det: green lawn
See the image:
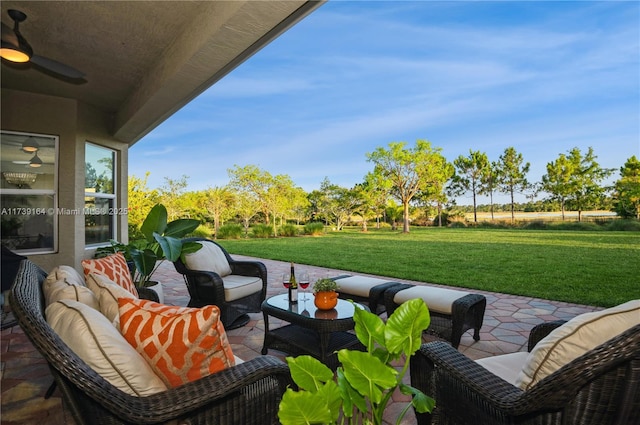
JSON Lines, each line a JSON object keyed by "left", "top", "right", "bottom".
{"left": 218, "top": 227, "right": 640, "bottom": 308}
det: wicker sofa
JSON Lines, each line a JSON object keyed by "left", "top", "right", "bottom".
{"left": 411, "top": 312, "right": 640, "bottom": 425}
{"left": 10, "top": 259, "right": 291, "bottom": 425}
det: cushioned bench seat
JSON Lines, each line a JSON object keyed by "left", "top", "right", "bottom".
{"left": 333, "top": 274, "right": 486, "bottom": 348}
{"left": 331, "top": 275, "right": 404, "bottom": 314}
{"left": 384, "top": 283, "right": 486, "bottom": 349}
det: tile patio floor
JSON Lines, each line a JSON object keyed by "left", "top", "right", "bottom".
{"left": 0, "top": 256, "right": 601, "bottom": 425}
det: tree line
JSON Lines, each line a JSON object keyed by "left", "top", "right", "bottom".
{"left": 128, "top": 141, "right": 640, "bottom": 236}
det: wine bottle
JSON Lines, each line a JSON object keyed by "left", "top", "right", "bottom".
{"left": 288, "top": 262, "right": 298, "bottom": 303}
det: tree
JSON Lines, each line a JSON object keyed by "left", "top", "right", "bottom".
{"left": 541, "top": 153, "right": 575, "bottom": 220}
{"left": 318, "top": 178, "right": 362, "bottom": 231}
{"left": 450, "top": 150, "right": 490, "bottom": 223}
{"left": 481, "top": 161, "right": 501, "bottom": 221}
{"left": 564, "top": 147, "right": 614, "bottom": 221}
{"left": 613, "top": 156, "right": 640, "bottom": 219}
{"left": 362, "top": 171, "right": 392, "bottom": 229}
{"left": 127, "top": 172, "right": 159, "bottom": 236}
{"left": 366, "top": 140, "right": 449, "bottom": 233}
{"left": 234, "top": 191, "right": 260, "bottom": 237}
{"left": 159, "top": 175, "right": 189, "bottom": 220}
{"left": 204, "top": 186, "right": 235, "bottom": 239}
{"left": 496, "top": 147, "right": 530, "bottom": 223}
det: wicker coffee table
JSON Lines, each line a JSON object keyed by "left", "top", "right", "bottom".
{"left": 261, "top": 294, "right": 366, "bottom": 370}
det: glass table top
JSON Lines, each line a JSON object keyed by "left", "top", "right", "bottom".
{"left": 266, "top": 293, "right": 362, "bottom": 320}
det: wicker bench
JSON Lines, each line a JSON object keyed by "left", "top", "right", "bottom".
{"left": 331, "top": 275, "right": 404, "bottom": 314}
{"left": 332, "top": 274, "right": 486, "bottom": 349}
{"left": 384, "top": 283, "right": 486, "bottom": 349}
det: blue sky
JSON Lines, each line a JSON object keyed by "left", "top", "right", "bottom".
{"left": 130, "top": 0, "right": 640, "bottom": 205}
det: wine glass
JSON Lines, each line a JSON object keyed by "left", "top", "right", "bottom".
{"left": 299, "top": 272, "right": 310, "bottom": 301}
{"left": 282, "top": 273, "right": 291, "bottom": 290}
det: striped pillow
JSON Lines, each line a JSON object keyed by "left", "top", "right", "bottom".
{"left": 118, "top": 298, "right": 235, "bottom": 388}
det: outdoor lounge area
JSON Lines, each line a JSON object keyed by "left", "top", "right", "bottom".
{"left": 2, "top": 254, "right": 617, "bottom": 425}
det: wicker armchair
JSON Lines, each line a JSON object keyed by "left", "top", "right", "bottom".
{"left": 410, "top": 320, "right": 640, "bottom": 425}
{"left": 10, "top": 259, "right": 291, "bottom": 425}
{"left": 173, "top": 237, "right": 267, "bottom": 329}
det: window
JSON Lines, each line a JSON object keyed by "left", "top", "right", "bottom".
{"left": 1, "top": 131, "right": 58, "bottom": 254}
{"left": 85, "top": 143, "right": 116, "bottom": 245}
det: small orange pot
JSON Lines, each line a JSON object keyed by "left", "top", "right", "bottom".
{"left": 314, "top": 291, "right": 338, "bottom": 310}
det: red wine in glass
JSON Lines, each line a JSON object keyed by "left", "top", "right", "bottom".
{"left": 282, "top": 273, "right": 291, "bottom": 289}
{"left": 299, "top": 272, "right": 310, "bottom": 300}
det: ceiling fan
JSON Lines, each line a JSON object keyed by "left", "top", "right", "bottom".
{"left": 1, "top": 9, "right": 85, "bottom": 80}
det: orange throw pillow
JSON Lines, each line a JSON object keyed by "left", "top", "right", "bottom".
{"left": 82, "top": 253, "right": 138, "bottom": 298}
{"left": 118, "top": 298, "right": 235, "bottom": 388}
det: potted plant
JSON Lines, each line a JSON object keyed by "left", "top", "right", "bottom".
{"left": 97, "top": 204, "right": 201, "bottom": 290}
{"left": 278, "top": 298, "right": 435, "bottom": 425}
{"left": 312, "top": 278, "right": 339, "bottom": 310}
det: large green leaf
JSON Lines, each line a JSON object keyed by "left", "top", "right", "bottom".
{"left": 317, "top": 380, "right": 342, "bottom": 423}
{"left": 278, "top": 388, "right": 333, "bottom": 425}
{"left": 140, "top": 204, "right": 168, "bottom": 242}
{"left": 287, "top": 356, "right": 333, "bottom": 392}
{"left": 181, "top": 241, "right": 202, "bottom": 255}
{"left": 353, "top": 304, "right": 385, "bottom": 351}
{"left": 338, "top": 350, "right": 397, "bottom": 404}
{"left": 337, "top": 367, "right": 368, "bottom": 417}
{"left": 399, "top": 383, "right": 436, "bottom": 414}
{"left": 164, "top": 218, "right": 200, "bottom": 238}
{"left": 130, "top": 248, "right": 157, "bottom": 280}
{"left": 385, "top": 298, "right": 430, "bottom": 356}
{"left": 154, "top": 234, "right": 184, "bottom": 262}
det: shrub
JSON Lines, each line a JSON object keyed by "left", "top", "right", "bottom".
{"left": 217, "top": 224, "right": 243, "bottom": 239}
{"left": 251, "top": 224, "right": 273, "bottom": 238}
{"left": 190, "top": 224, "right": 213, "bottom": 238}
{"left": 448, "top": 221, "right": 467, "bottom": 228}
{"left": 523, "top": 220, "right": 548, "bottom": 230}
{"left": 604, "top": 219, "right": 640, "bottom": 232}
{"left": 550, "top": 221, "right": 601, "bottom": 231}
{"left": 280, "top": 224, "right": 298, "bottom": 237}
{"left": 303, "top": 221, "right": 324, "bottom": 236}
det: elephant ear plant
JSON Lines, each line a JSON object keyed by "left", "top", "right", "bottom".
{"left": 99, "top": 204, "right": 201, "bottom": 287}
{"left": 278, "top": 298, "right": 435, "bottom": 425}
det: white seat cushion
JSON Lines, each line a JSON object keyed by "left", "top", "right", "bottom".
{"left": 183, "top": 241, "right": 232, "bottom": 277}
{"left": 222, "top": 275, "right": 263, "bottom": 302}
{"left": 393, "top": 285, "right": 470, "bottom": 315}
{"left": 333, "top": 276, "right": 390, "bottom": 297}
{"left": 476, "top": 352, "right": 529, "bottom": 386}
{"left": 516, "top": 299, "right": 640, "bottom": 390}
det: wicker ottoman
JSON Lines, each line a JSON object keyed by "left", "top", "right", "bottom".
{"left": 384, "top": 284, "right": 486, "bottom": 349}
{"left": 331, "top": 275, "right": 404, "bottom": 315}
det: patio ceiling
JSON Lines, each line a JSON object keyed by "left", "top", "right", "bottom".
{"left": 1, "top": 1, "right": 323, "bottom": 145}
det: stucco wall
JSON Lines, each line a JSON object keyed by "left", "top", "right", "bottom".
{"left": 1, "top": 89, "right": 129, "bottom": 272}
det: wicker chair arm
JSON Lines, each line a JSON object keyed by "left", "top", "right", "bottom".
{"left": 89, "top": 355, "right": 291, "bottom": 424}
{"left": 416, "top": 341, "right": 524, "bottom": 408}
{"left": 527, "top": 320, "right": 566, "bottom": 351}
{"left": 180, "top": 269, "right": 226, "bottom": 304}
{"left": 230, "top": 260, "right": 267, "bottom": 280}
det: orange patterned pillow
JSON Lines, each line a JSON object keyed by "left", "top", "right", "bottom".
{"left": 82, "top": 253, "right": 138, "bottom": 298}
{"left": 118, "top": 298, "right": 235, "bottom": 388}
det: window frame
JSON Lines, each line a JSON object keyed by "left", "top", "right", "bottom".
{"left": 84, "top": 142, "right": 117, "bottom": 247}
{"left": 0, "top": 130, "right": 58, "bottom": 255}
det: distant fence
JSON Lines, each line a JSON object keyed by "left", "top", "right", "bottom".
{"left": 466, "top": 211, "right": 619, "bottom": 223}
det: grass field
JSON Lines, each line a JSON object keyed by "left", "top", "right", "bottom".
{"left": 218, "top": 227, "right": 640, "bottom": 308}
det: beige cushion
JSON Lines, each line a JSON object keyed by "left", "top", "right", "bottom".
{"left": 45, "top": 265, "right": 86, "bottom": 287}
{"left": 476, "top": 352, "right": 529, "bottom": 386}
{"left": 516, "top": 299, "right": 640, "bottom": 390}
{"left": 43, "top": 266, "right": 99, "bottom": 309}
{"left": 222, "top": 275, "right": 263, "bottom": 301}
{"left": 46, "top": 299, "right": 167, "bottom": 396}
{"left": 333, "top": 276, "right": 389, "bottom": 298}
{"left": 86, "top": 273, "right": 136, "bottom": 323}
{"left": 183, "top": 241, "right": 232, "bottom": 277}
{"left": 393, "top": 285, "right": 470, "bottom": 314}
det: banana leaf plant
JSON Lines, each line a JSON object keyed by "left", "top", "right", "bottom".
{"left": 278, "top": 298, "right": 435, "bottom": 425}
{"left": 98, "top": 204, "right": 201, "bottom": 287}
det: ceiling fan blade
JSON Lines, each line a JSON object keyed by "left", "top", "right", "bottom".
{"left": 30, "top": 54, "right": 85, "bottom": 79}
